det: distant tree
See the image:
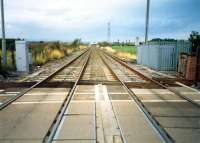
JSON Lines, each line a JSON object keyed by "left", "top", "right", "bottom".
{"left": 189, "top": 31, "right": 200, "bottom": 53}
{"left": 71, "top": 39, "right": 81, "bottom": 48}
{"left": 98, "top": 41, "right": 111, "bottom": 47}
{"left": 150, "top": 38, "right": 177, "bottom": 42}
{"left": 54, "top": 42, "right": 60, "bottom": 49}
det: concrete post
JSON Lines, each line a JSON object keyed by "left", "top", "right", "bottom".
{"left": 107, "top": 22, "right": 111, "bottom": 43}
{"left": 1, "top": 0, "right": 6, "bottom": 65}
{"left": 145, "top": 0, "right": 150, "bottom": 44}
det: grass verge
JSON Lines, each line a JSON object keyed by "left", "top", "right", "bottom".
{"left": 102, "top": 45, "right": 137, "bottom": 61}
{"left": 112, "top": 45, "right": 137, "bottom": 55}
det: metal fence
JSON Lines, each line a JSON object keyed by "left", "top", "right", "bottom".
{"left": 137, "top": 41, "right": 191, "bottom": 71}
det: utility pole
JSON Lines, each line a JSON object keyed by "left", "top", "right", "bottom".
{"left": 1, "top": 0, "right": 6, "bottom": 65}
{"left": 136, "top": 37, "right": 139, "bottom": 46}
{"left": 107, "top": 22, "right": 111, "bottom": 43}
{"left": 145, "top": 0, "right": 150, "bottom": 44}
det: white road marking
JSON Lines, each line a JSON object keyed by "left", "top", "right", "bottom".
{"left": 108, "top": 92, "right": 128, "bottom": 95}
{"left": 12, "top": 101, "right": 63, "bottom": 104}
{"left": 96, "top": 84, "right": 122, "bottom": 143}
{"left": 175, "top": 92, "right": 200, "bottom": 95}
{"left": 0, "top": 94, "right": 18, "bottom": 96}
{"left": 103, "top": 85, "right": 109, "bottom": 101}
{"left": 70, "top": 100, "right": 95, "bottom": 102}
{"left": 142, "top": 100, "right": 200, "bottom": 103}
{"left": 75, "top": 93, "right": 95, "bottom": 95}
{"left": 24, "top": 93, "right": 68, "bottom": 96}
{"left": 5, "top": 92, "right": 20, "bottom": 94}
{"left": 95, "top": 85, "right": 100, "bottom": 101}
{"left": 175, "top": 82, "right": 200, "bottom": 93}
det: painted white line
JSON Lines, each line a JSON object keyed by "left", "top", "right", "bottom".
{"left": 110, "top": 100, "right": 134, "bottom": 102}
{"left": 0, "top": 94, "right": 17, "bottom": 97}
{"left": 175, "top": 82, "right": 200, "bottom": 93}
{"left": 133, "top": 93, "right": 175, "bottom": 95}
{"left": 24, "top": 93, "right": 68, "bottom": 96}
{"left": 131, "top": 92, "right": 174, "bottom": 95}
{"left": 12, "top": 101, "right": 63, "bottom": 104}
{"left": 95, "top": 85, "right": 100, "bottom": 101}
{"left": 108, "top": 99, "right": 200, "bottom": 103}
{"left": 75, "top": 93, "right": 95, "bottom": 95}
{"left": 175, "top": 92, "right": 200, "bottom": 95}
{"left": 141, "top": 100, "right": 200, "bottom": 103}
{"left": 70, "top": 100, "right": 95, "bottom": 103}
{"left": 5, "top": 92, "right": 20, "bottom": 94}
{"left": 103, "top": 85, "right": 109, "bottom": 101}
{"left": 108, "top": 92, "right": 128, "bottom": 95}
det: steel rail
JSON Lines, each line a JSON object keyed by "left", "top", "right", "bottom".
{"left": 102, "top": 50, "right": 200, "bottom": 108}
{"left": 98, "top": 49, "right": 174, "bottom": 143}
{"left": 43, "top": 49, "right": 92, "bottom": 143}
{"left": 0, "top": 49, "right": 89, "bottom": 110}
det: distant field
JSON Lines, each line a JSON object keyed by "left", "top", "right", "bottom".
{"left": 101, "top": 45, "right": 137, "bottom": 61}
{"left": 112, "top": 45, "right": 137, "bottom": 55}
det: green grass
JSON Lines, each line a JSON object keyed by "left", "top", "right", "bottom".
{"left": 112, "top": 45, "right": 137, "bottom": 55}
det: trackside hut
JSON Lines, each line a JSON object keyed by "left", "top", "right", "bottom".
{"left": 137, "top": 41, "right": 191, "bottom": 71}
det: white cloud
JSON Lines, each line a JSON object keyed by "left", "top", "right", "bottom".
{"left": 5, "top": 0, "right": 144, "bottom": 31}
{"left": 4, "top": 0, "right": 196, "bottom": 41}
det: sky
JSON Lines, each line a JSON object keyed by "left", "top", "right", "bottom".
{"left": 1, "top": 0, "right": 200, "bottom": 42}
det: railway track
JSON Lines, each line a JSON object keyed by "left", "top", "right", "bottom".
{"left": 102, "top": 50, "right": 200, "bottom": 107}
{"left": 0, "top": 49, "right": 89, "bottom": 110}
{"left": 43, "top": 49, "right": 92, "bottom": 143}
{"left": 99, "top": 48, "right": 200, "bottom": 143}
{"left": 0, "top": 47, "right": 200, "bottom": 143}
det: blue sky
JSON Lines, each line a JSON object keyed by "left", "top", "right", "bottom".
{"left": 1, "top": 0, "right": 200, "bottom": 42}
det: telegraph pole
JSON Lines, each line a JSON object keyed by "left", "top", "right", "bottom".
{"left": 107, "top": 22, "right": 111, "bottom": 43}
{"left": 1, "top": 0, "right": 6, "bottom": 65}
{"left": 136, "top": 37, "right": 139, "bottom": 46}
{"left": 145, "top": 0, "right": 150, "bottom": 44}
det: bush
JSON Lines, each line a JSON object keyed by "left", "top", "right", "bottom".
{"left": 98, "top": 41, "right": 111, "bottom": 47}
{"left": 29, "top": 41, "right": 81, "bottom": 66}
{"left": 49, "top": 49, "right": 65, "bottom": 59}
